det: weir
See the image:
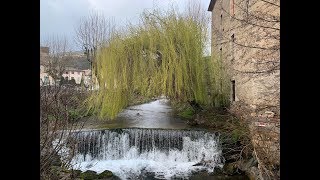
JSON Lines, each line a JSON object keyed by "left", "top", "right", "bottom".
{"left": 71, "top": 128, "right": 224, "bottom": 179}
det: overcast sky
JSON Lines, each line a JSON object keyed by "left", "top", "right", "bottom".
{"left": 41, "top": 0, "right": 211, "bottom": 53}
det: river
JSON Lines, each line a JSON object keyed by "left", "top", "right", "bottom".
{"left": 68, "top": 99, "right": 249, "bottom": 179}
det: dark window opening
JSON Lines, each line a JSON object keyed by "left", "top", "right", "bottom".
{"left": 220, "top": 14, "right": 223, "bottom": 36}
{"left": 231, "top": 34, "right": 235, "bottom": 61}
{"left": 231, "top": 80, "right": 235, "bottom": 101}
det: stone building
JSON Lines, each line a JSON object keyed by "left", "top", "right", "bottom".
{"left": 62, "top": 68, "right": 91, "bottom": 86}
{"left": 208, "top": 0, "right": 279, "bottom": 113}
{"left": 40, "top": 47, "right": 54, "bottom": 86}
{"left": 40, "top": 65, "right": 54, "bottom": 86}
{"left": 40, "top": 46, "right": 49, "bottom": 66}
{"left": 208, "top": 0, "right": 280, "bottom": 179}
{"left": 40, "top": 46, "right": 91, "bottom": 87}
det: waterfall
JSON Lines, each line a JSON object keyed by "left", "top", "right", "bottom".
{"left": 71, "top": 128, "right": 224, "bottom": 179}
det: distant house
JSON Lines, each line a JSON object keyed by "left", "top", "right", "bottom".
{"left": 40, "top": 65, "right": 55, "bottom": 86}
{"left": 40, "top": 46, "right": 91, "bottom": 87}
{"left": 62, "top": 68, "right": 91, "bottom": 86}
{"left": 40, "top": 46, "right": 49, "bottom": 66}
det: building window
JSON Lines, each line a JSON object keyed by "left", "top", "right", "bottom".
{"left": 220, "top": 14, "right": 222, "bottom": 25}
{"left": 231, "top": 80, "right": 236, "bottom": 102}
{"left": 71, "top": 71, "right": 74, "bottom": 74}
{"left": 65, "top": 71, "right": 68, "bottom": 74}
{"left": 231, "top": 34, "right": 235, "bottom": 61}
{"left": 219, "top": 14, "right": 223, "bottom": 40}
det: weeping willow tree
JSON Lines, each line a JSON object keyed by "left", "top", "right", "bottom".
{"left": 86, "top": 7, "right": 229, "bottom": 119}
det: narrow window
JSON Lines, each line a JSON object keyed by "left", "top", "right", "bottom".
{"left": 231, "top": 80, "right": 236, "bottom": 101}
{"left": 231, "top": 34, "right": 235, "bottom": 61}
{"left": 220, "top": 14, "right": 222, "bottom": 26}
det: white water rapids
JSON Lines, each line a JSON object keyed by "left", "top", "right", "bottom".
{"left": 69, "top": 128, "right": 224, "bottom": 179}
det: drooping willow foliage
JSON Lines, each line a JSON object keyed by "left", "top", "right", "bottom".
{"left": 86, "top": 8, "right": 229, "bottom": 119}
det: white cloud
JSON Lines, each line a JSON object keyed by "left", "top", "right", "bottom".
{"left": 41, "top": 0, "right": 211, "bottom": 50}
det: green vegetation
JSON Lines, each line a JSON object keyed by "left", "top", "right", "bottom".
{"left": 80, "top": 170, "right": 98, "bottom": 180}
{"left": 178, "top": 107, "right": 195, "bottom": 119}
{"left": 87, "top": 8, "right": 229, "bottom": 120}
{"left": 97, "top": 170, "right": 113, "bottom": 179}
{"left": 171, "top": 101, "right": 195, "bottom": 119}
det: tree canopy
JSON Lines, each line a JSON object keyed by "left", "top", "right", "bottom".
{"left": 86, "top": 8, "right": 229, "bottom": 119}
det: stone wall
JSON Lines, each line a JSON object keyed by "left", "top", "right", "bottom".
{"left": 208, "top": 0, "right": 280, "bottom": 179}
{"left": 209, "top": 0, "right": 279, "bottom": 113}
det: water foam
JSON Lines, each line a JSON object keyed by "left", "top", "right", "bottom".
{"left": 71, "top": 128, "right": 223, "bottom": 179}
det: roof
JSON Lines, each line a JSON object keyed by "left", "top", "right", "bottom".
{"left": 65, "top": 67, "right": 86, "bottom": 72}
{"left": 208, "top": 0, "right": 217, "bottom": 11}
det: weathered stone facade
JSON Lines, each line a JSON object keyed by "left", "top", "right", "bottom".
{"left": 208, "top": 0, "right": 280, "bottom": 179}
{"left": 208, "top": 0, "right": 279, "bottom": 112}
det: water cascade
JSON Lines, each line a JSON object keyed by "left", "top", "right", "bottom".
{"left": 71, "top": 128, "right": 224, "bottom": 179}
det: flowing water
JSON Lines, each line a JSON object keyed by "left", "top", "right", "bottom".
{"left": 71, "top": 128, "right": 223, "bottom": 179}
{"left": 94, "top": 99, "right": 188, "bottom": 129}
{"left": 67, "top": 99, "right": 242, "bottom": 179}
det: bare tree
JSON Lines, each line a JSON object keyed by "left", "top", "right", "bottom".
{"left": 74, "top": 11, "right": 116, "bottom": 88}
{"left": 186, "top": 0, "right": 210, "bottom": 30}
{"left": 40, "top": 36, "right": 88, "bottom": 179}
{"left": 40, "top": 84, "right": 87, "bottom": 179}
{"left": 41, "top": 35, "right": 72, "bottom": 85}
